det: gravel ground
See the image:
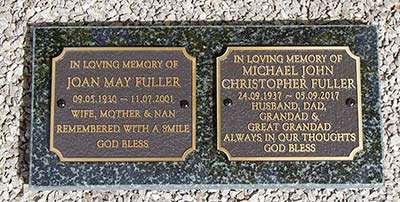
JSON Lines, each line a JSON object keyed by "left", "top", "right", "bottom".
{"left": 0, "top": 0, "right": 399, "bottom": 201}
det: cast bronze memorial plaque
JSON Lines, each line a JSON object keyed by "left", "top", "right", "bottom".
{"left": 50, "top": 47, "right": 196, "bottom": 161}
{"left": 217, "top": 46, "right": 362, "bottom": 161}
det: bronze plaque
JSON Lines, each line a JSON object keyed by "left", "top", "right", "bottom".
{"left": 217, "top": 46, "right": 362, "bottom": 161}
{"left": 50, "top": 47, "right": 196, "bottom": 161}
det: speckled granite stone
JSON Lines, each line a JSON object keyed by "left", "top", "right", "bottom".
{"left": 30, "top": 25, "right": 382, "bottom": 189}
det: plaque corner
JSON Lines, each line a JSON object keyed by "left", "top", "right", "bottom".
{"left": 49, "top": 145, "right": 66, "bottom": 161}
{"left": 216, "top": 47, "right": 233, "bottom": 63}
{"left": 52, "top": 47, "right": 70, "bottom": 63}
{"left": 348, "top": 144, "right": 364, "bottom": 161}
{"left": 179, "top": 47, "right": 196, "bottom": 63}
{"left": 217, "top": 144, "right": 233, "bottom": 161}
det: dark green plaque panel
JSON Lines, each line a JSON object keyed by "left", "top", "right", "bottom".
{"left": 30, "top": 25, "right": 382, "bottom": 189}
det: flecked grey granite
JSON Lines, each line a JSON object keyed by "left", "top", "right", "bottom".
{"left": 30, "top": 25, "right": 382, "bottom": 189}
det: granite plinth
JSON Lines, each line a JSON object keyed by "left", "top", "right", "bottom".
{"left": 30, "top": 25, "right": 383, "bottom": 189}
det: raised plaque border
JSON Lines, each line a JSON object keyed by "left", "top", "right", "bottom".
{"left": 50, "top": 47, "right": 197, "bottom": 162}
{"left": 216, "top": 46, "right": 363, "bottom": 161}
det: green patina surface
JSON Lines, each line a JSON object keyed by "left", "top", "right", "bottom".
{"left": 30, "top": 26, "right": 382, "bottom": 188}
